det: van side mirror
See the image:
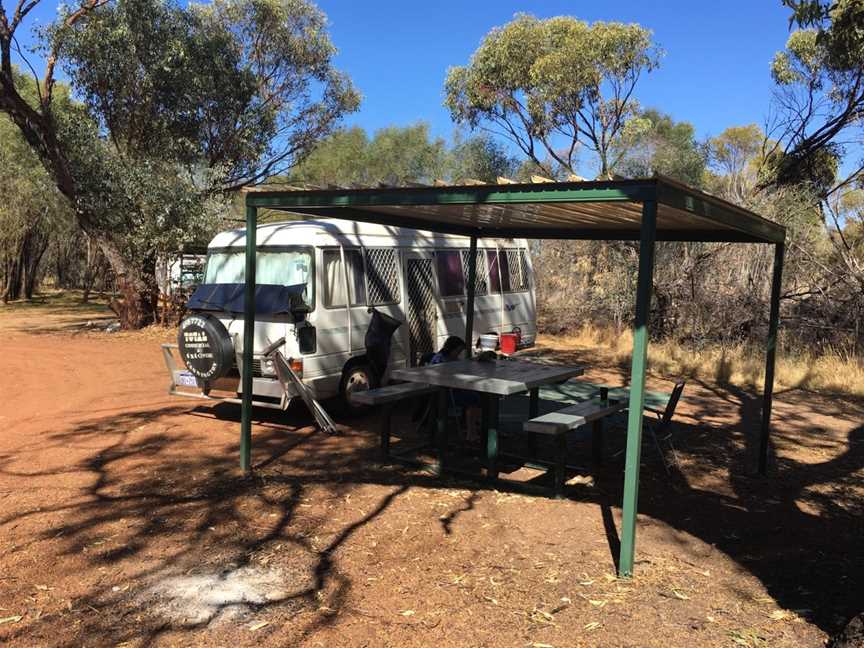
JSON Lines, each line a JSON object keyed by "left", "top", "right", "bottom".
{"left": 289, "top": 292, "right": 311, "bottom": 323}
{"left": 298, "top": 324, "right": 316, "bottom": 354}
{"left": 291, "top": 302, "right": 311, "bottom": 320}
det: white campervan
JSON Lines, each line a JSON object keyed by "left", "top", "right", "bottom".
{"left": 165, "top": 218, "right": 537, "bottom": 411}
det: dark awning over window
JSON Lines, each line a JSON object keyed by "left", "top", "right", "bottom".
{"left": 187, "top": 283, "right": 306, "bottom": 315}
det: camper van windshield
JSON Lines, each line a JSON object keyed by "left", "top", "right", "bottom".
{"left": 204, "top": 248, "right": 313, "bottom": 303}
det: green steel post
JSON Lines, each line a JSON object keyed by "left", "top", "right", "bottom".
{"left": 758, "top": 242, "right": 784, "bottom": 475}
{"left": 240, "top": 205, "right": 257, "bottom": 473}
{"left": 464, "top": 236, "right": 478, "bottom": 358}
{"left": 619, "top": 200, "right": 657, "bottom": 578}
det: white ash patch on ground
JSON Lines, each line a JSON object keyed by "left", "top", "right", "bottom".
{"left": 139, "top": 564, "right": 312, "bottom": 626}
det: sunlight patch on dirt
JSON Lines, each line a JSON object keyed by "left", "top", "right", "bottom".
{"left": 141, "top": 565, "right": 306, "bottom": 626}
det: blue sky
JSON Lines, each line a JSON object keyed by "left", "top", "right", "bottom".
{"left": 316, "top": 1, "right": 795, "bottom": 143}
{"left": 14, "top": 1, "right": 797, "bottom": 168}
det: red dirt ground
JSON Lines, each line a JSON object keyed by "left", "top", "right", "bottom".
{"left": 0, "top": 297, "right": 861, "bottom": 647}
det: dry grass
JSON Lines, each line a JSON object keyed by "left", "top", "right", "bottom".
{"left": 540, "top": 324, "right": 864, "bottom": 398}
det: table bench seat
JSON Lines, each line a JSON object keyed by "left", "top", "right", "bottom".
{"left": 521, "top": 397, "right": 626, "bottom": 497}
{"left": 523, "top": 398, "right": 625, "bottom": 435}
{"left": 539, "top": 380, "right": 670, "bottom": 410}
{"left": 350, "top": 382, "right": 439, "bottom": 458}
{"left": 349, "top": 382, "right": 437, "bottom": 406}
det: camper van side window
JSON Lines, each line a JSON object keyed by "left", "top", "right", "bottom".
{"left": 345, "top": 249, "right": 367, "bottom": 306}
{"left": 519, "top": 249, "right": 531, "bottom": 291}
{"left": 364, "top": 248, "right": 400, "bottom": 305}
{"left": 486, "top": 250, "right": 511, "bottom": 293}
{"left": 323, "top": 249, "right": 368, "bottom": 308}
{"left": 322, "top": 250, "right": 346, "bottom": 308}
{"left": 505, "top": 249, "right": 529, "bottom": 292}
{"left": 436, "top": 250, "right": 464, "bottom": 297}
{"left": 460, "top": 249, "right": 488, "bottom": 296}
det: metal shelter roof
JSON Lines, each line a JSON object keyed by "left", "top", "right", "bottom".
{"left": 245, "top": 174, "right": 785, "bottom": 244}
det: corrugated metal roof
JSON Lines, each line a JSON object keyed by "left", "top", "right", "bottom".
{"left": 245, "top": 175, "right": 785, "bottom": 244}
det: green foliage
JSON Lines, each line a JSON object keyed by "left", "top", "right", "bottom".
{"left": 290, "top": 125, "right": 522, "bottom": 187}
{"left": 771, "top": 29, "right": 824, "bottom": 85}
{"left": 449, "top": 133, "right": 519, "bottom": 183}
{"left": 703, "top": 124, "right": 770, "bottom": 202}
{"left": 769, "top": 0, "right": 864, "bottom": 193}
{"left": 444, "top": 13, "right": 662, "bottom": 177}
{"left": 365, "top": 124, "right": 447, "bottom": 185}
{"left": 0, "top": 0, "right": 360, "bottom": 324}
{"left": 782, "top": 0, "right": 864, "bottom": 70}
{"left": 708, "top": 125, "right": 764, "bottom": 177}
{"left": 763, "top": 144, "right": 840, "bottom": 196}
{"left": 291, "top": 123, "right": 447, "bottom": 186}
{"left": 0, "top": 71, "right": 75, "bottom": 300}
{"left": 0, "top": 110, "right": 64, "bottom": 246}
{"left": 286, "top": 127, "right": 369, "bottom": 186}
{"left": 512, "top": 158, "right": 569, "bottom": 182}
{"left": 51, "top": 0, "right": 359, "bottom": 186}
{"left": 611, "top": 109, "right": 707, "bottom": 186}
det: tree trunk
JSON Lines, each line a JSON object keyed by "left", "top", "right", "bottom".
{"left": 2, "top": 238, "right": 25, "bottom": 302}
{"left": 23, "top": 233, "right": 49, "bottom": 300}
{"left": 81, "top": 236, "right": 95, "bottom": 303}
{"left": 95, "top": 236, "right": 157, "bottom": 329}
{"left": 1, "top": 71, "right": 157, "bottom": 329}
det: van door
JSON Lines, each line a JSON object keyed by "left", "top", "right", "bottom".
{"left": 404, "top": 252, "right": 437, "bottom": 367}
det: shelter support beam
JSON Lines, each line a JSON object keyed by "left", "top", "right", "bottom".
{"left": 619, "top": 200, "right": 657, "bottom": 577}
{"left": 240, "top": 205, "right": 258, "bottom": 473}
{"left": 465, "top": 236, "right": 478, "bottom": 358}
{"left": 758, "top": 242, "right": 784, "bottom": 475}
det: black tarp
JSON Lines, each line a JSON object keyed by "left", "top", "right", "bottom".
{"left": 365, "top": 309, "right": 403, "bottom": 386}
{"left": 186, "top": 283, "right": 307, "bottom": 315}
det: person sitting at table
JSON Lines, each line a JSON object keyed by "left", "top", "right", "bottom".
{"left": 429, "top": 335, "right": 467, "bottom": 365}
{"left": 429, "top": 336, "right": 481, "bottom": 442}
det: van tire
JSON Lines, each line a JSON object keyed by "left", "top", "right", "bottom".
{"left": 338, "top": 360, "right": 374, "bottom": 416}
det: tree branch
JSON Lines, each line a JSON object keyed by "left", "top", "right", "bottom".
{"left": 43, "top": 0, "right": 110, "bottom": 106}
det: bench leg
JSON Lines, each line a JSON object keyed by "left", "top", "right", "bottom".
{"left": 554, "top": 432, "right": 567, "bottom": 498}
{"left": 529, "top": 387, "right": 539, "bottom": 418}
{"left": 435, "top": 388, "right": 448, "bottom": 476}
{"left": 380, "top": 402, "right": 393, "bottom": 458}
{"left": 592, "top": 419, "right": 604, "bottom": 465}
{"left": 485, "top": 394, "right": 499, "bottom": 481}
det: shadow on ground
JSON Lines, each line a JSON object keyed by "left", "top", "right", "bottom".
{"left": 0, "top": 350, "right": 861, "bottom": 645}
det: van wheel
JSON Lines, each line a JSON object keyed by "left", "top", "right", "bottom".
{"left": 339, "top": 362, "right": 374, "bottom": 415}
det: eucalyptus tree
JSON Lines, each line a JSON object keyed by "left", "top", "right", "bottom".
{"left": 0, "top": 0, "right": 358, "bottom": 327}
{"left": 449, "top": 132, "right": 519, "bottom": 183}
{"left": 0, "top": 75, "right": 73, "bottom": 301}
{"left": 611, "top": 109, "right": 707, "bottom": 186}
{"left": 291, "top": 123, "right": 448, "bottom": 187}
{"left": 444, "top": 14, "right": 662, "bottom": 179}
{"left": 768, "top": 0, "right": 863, "bottom": 193}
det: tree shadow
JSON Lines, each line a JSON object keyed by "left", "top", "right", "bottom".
{"left": 0, "top": 401, "right": 429, "bottom": 646}
{"left": 587, "top": 375, "right": 864, "bottom": 633}
{"left": 0, "top": 362, "right": 861, "bottom": 644}
{"left": 501, "top": 342, "right": 864, "bottom": 632}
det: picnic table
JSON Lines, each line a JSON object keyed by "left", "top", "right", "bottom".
{"left": 391, "top": 358, "right": 585, "bottom": 477}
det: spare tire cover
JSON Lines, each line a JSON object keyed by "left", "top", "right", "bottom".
{"left": 178, "top": 313, "right": 235, "bottom": 381}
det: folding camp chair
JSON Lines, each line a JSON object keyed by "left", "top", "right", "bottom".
{"left": 644, "top": 380, "right": 686, "bottom": 474}
{"left": 610, "top": 380, "right": 686, "bottom": 475}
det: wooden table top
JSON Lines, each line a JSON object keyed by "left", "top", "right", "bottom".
{"left": 391, "top": 358, "right": 585, "bottom": 396}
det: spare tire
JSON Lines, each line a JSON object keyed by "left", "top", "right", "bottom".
{"left": 177, "top": 313, "right": 235, "bottom": 382}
